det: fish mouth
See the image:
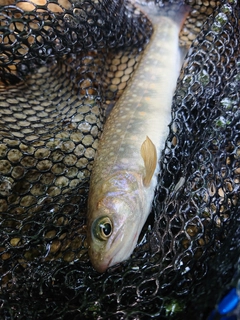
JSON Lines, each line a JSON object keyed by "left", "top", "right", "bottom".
{"left": 89, "top": 227, "right": 124, "bottom": 273}
{"left": 105, "top": 227, "right": 124, "bottom": 268}
{"left": 94, "top": 261, "right": 110, "bottom": 273}
{"left": 92, "top": 227, "right": 139, "bottom": 273}
{"left": 107, "top": 226, "right": 139, "bottom": 269}
{"left": 90, "top": 216, "right": 140, "bottom": 272}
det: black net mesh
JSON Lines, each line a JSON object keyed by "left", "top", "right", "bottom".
{"left": 0, "top": 0, "right": 239, "bottom": 319}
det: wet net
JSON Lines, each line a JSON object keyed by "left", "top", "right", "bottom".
{"left": 0, "top": 0, "right": 239, "bottom": 319}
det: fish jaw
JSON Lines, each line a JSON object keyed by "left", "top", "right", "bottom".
{"left": 88, "top": 215, "right": 140, "bottom": 273}
{"left": 87, "top": 172, "right": 147, "bottom": 273}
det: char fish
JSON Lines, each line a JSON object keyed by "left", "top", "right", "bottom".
{"left": 87, "top": 2, "right": 188, "bottom": 273}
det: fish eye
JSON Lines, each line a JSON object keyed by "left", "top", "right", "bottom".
{"left": 92, "top": 216, "right": 113, "bottom": 241}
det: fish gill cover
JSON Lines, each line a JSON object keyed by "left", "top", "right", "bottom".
{"left": 0, "top": 0, "right": 239, "bottom": 319}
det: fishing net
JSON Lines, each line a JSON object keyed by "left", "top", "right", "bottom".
{"left": 0, "top": 0, "right": 239, "bottom": 319}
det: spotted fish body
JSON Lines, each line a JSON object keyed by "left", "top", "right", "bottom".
{"left": 88, "top": 3, "right": 187, "bottom": 273}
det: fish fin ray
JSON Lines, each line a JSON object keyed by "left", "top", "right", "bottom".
{"left": 141, "top": 136, "right": 157, "bottom": 187}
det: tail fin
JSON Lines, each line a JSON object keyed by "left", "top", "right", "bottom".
{"left": 133, "top": 1, "right": 190, "bottom": 62}
{"left": 133, "top": 0, "right": 189, "bottom": 29}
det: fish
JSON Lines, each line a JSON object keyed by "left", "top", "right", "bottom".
{"left": 87, "top": 1, "right": 189, "bottom": 273}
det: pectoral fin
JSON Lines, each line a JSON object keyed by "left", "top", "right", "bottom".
{"left": 140, "top": 136, "right": 157, "bottom": 187}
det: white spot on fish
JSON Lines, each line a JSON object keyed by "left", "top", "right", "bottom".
{"left": 120, "top": 158, "right": 129, "bottom": 164}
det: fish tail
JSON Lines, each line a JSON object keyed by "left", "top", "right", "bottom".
{"left": 134, "top": 0, "right": 190, "bottom": 30}
{"left": 134, "top": 1, "right": 190, "bottom": 62}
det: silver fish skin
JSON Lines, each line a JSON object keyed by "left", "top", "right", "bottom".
{"left": 88, "top": 3, "right": 188, "bottom": 273}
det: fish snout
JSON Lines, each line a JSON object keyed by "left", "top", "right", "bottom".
{"left": 92, "top": 261, "right": 109, "bottom": 273}
{"left": 88, "top": 245, "right": 110, "bottom": 273}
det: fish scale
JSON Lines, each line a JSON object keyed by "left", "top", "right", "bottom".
{"left": 91, "top": 16, "right": 180, "bottom": 184}
{"left": 88, "top": 5, "right": 186, "bottom": 272}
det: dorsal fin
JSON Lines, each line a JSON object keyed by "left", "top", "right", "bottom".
{"left": 140, "top": 136, "right": 157, "bottom": 187}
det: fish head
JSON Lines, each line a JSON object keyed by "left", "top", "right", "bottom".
{"left": 87, "top": 195, "right": 140, "bottom": 273}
